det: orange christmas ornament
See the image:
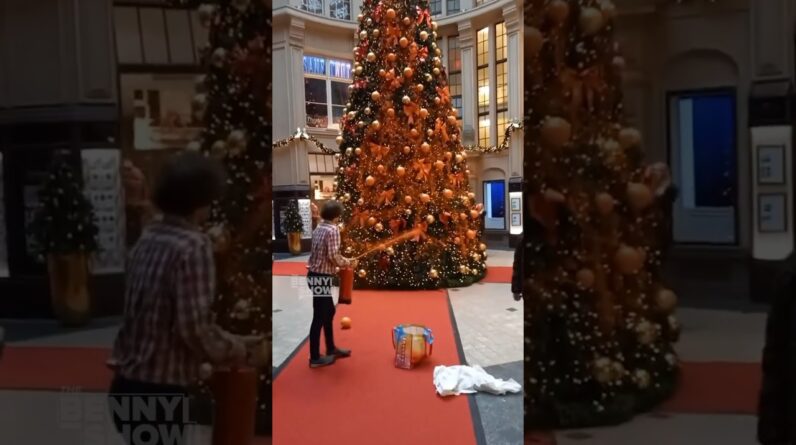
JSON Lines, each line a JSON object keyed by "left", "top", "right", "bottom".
{"left": 627, "top": 182, "right": 653, "bottom": 210}
{"left": 595, "top": 192, "right": 615, "bottom": 215}
{"left": 541, "top": 117, "right": 572, "bottom": 148}
{"left": 615, "top": 245, "right": 643, "bottom": 275}
{"left": 341, "top": 317, "right": 352, "bottom": 329}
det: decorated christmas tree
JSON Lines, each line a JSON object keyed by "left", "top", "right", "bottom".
{"left": 335, "top": 0, "right": 488, "bottom": 289}
{"left": 178, "top": 0, "right": 271, "bottom": 433}
{"left": 523, "top": 0, "right": 680, "bottom": 428}
{"left": 282, "top": 200, "right": 304, "bottom": 234}
{"left": 30, "top": 159, "right": 99, "bottom": 257}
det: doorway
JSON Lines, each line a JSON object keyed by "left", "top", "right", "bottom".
{"left": 667, "top": 89, "right": 738, "bottom": 245}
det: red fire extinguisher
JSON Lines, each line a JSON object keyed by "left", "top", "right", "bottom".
{"left": 211, "top": 367, "right": 258, "bottom": 445}
{"left": 338, "top": 267, "right": 353, "bottom": 304}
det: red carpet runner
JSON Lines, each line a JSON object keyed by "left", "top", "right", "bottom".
{"left": 272, "top": 290, "right": 478, "bottom": 445}
{"left": 273, "top": 261, "right": 512, "bottom": 283}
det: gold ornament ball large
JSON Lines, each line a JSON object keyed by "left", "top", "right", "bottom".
{"left": 656, "top": 289, "right": 678, "bottom": 313}
{"left": 371, "top": 120, "right": 381, "bottom": 130}
{"left": 526, "top": 26, "right": 544, "bottom": 56}
{"left": 547, "top": 0, "right": 570, "bottom": 24}
{"left": 420, "top": 193, "right": 431, "bottom": 203}
{"left": 400, "top": 37, "right": 409, "bottom": 47}
{"left": 426, "top": 215, "right": 435, "bottom": 224}
{"left": 619, "top": 127, "right": 642, "bottom": 148}
{"left": 627, "top": 182, "right": 653, "bottom": 210}
{"left": 443, "top": 189, "right": 454, "bottom": 199}
{"left": 371, "top": 91, "right": 381, "bottom": 101}
{"left": 615, "top": 244, "right": 643, "bottom": 274}
{"left": 579, "top": 7, "right": 604, "bottom": 35}
{"left": 593, "top": 357, "right": 612, "bottom": 384}
{"left": 434, "top": 160, "right": 445, "bottom": 170}
{"left": 397, "top": 166, "right": 406, "bottom": 176}
{"left": 386, "top": 8, "right": 396, "bottom": 20}
{"left": 405, "top": 195, "right": 413, "bottom": 204}
{"left": 419, "top": 108, "right": 429, "bottom": 118}
{"left": 466, "top": 229, "right": 477, "bottom": 240}
{"left": 595, "top": 192, "right": 615, "bottom": 215}
{"left": 365, "top": 175, "right": 376, "bottom": 186}
{"left": 375, "top": 223, "right": 384, "bottom": 232}
{"left": 421, "top": 142, "right": 431, "bottom": 153}
{"left": 634, "top": 369, "right": 651, "bottom": 389}
{"left": 367, "top": 217, "right": 377, "bottom": 226}
{"left": 636, "top": 320, "right": 658, "bottom": 345}
{"left": 576, "top": 269, "right": 596, "bottom": 289}
{"left": 358, "top": 269, "right": 367, "bottom": 278}
{"left": 367, "top": 52, "right": 376, "bottom": 62}
{"left": 429, "top": 269, "right": 439, "bottom": 279}
{"left": 420, "top": 31, "right": 429, "bottom": 41}
{"left": 541, "top": 116, "right": 572, "bottom": 148}
{"left": 403, "top": 67, "right": 414, "bottom": 78}
{"left": 402, "top": 95, "right": 411, "bottom": 104}
{"left": 336, "top": 136, "right": 343, "bottom": 145}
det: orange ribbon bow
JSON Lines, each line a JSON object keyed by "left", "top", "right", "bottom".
{"left": 413, "top": 159, "right": 432, "bottom": 182}
{"left": 435, "top": 118, "right": 449, "bottom": 143}
{"left": 378, "top": 189, "right": 396, "bottom": 206}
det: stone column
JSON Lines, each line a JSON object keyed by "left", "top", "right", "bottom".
{"left": 272, "top": 17, "right": 310, "bottom": 187}
{"left": 750, "top": 0, "right": 794, "bottom": 80}
{"left": 458, "top": 19, "right": 476, "bottom": 145}
{"left": 503, "top": 1, "right": 522, "bottom": 178}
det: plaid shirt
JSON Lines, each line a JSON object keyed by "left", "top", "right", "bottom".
{"left": 111, "top": 218, "right": 237, "bottom": 386}
{"left": 308, "top": 221, "right": 345, "bottom": 275}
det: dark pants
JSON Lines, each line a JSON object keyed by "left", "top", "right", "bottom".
{"left": 308, "top": 272, "right": 336, "bottom": 360}
{"left": 108, "top": 374, "right": 189, "bottom": 445}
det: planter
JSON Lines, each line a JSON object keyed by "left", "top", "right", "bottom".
{"left": 287, "top": 232, "right": 302, "bottom": 255}
{"left": 47, "top": 253, "right": 91, "bottom": 326}
{"left": 211, "top": 367, "right": 258, "bottom": 444}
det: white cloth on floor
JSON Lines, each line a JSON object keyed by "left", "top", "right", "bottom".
{"left": 433, "top": 365, "right": 522, "bottom": 396}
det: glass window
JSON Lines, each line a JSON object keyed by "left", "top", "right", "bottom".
{"left": 329, "top": 0, "right": 351, "bottom": 20}
{"left": 303, "top": 55, "right": 352, "bottom": 129}
{"left": 165, "top": 10, "right": 195, "bottom": 64}
{"left": 430, "top": 0, "right": 442, "bottom": 15}
{"left": 302, "top": 0, "right": 324, "bottom": 14}
{"left": 447, "top": 0, "right": 460, "bottom": 13}
{"left": 483, "top": 180, "right": 506, "bottom": 230}
{"left": 139, "top": 8, "right": 169, "bottom": 64}
{"left": 497, "top": 111, "right": 508, "bottom": 140}
{"left": 477, "top": 27, "right": 489, "bottom": 67}
{"left": 478, "top": 115, "right": 490, "bottom": 147}
{"left": 496, "top": 22, "right": 507, "bottom": 61}
{"left": 448, "top": 37, "right": 462, "bottom": 122}
{"left": 477, "top": 68, "right": 489, "bottom": 115}
{"left": 114, "top": 7, "right": 143, "bottom": 64}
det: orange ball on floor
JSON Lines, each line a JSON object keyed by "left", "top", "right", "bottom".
{"left": 341, "top": 317, "right": 352, "bottom": 329}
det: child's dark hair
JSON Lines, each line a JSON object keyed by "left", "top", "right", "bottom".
{"left": 321, "top": 200, "right": 344, "bottom": 221}
{"left": 153, "top": 152, "right": 226, "bottom": 217}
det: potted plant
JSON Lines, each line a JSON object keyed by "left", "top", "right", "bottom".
{"left": 283, "top": 200, "right": 304, "bottom": 255}
{"left": 30, "top": 160, "right": 99, "bottom": 326}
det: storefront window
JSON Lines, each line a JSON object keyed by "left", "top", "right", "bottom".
{"left": 483, "top": 180, "right": 506, "bottom": 230}
{"left": 120, "top": 74, "right": 202, "bottom": 151}
{"left": 309, "top": 153, "right": 338, "bottom": 201}
{"left": 303, "top": 56, "right": 352, "bottom": 129}
{"left": 301, "top": 0, "right": 324, "bottom": 15}
{"left": 329, "top": 0, "right": 351, "bottom": 20}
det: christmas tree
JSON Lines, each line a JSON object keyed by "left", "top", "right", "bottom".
{"left": 523, "top": 0, "right": 680, "bottom": 428}
{"left": 335, "top": 0, "right": 488, "bottom": 289}
{"left": 282, "top": 200, "right": 304, "bottom": 234}
{"left": 179, "top": 0, "right": 272, "bottom": 433}
{"left": 30, "top": 159, "right": 99, "bottom": 257}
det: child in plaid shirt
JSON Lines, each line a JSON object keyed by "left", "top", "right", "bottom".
{"left": 109, "top": 152, "right": 264, "bottom": 443}
{"left": 306, "top": 200, "right": 356, "bottom": 368}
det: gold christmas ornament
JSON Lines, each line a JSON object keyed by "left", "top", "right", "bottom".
{"left": 547, "top": 0, "right": 570, "bottom": 24}
{"left": 387, "top": 53, "right": 397, "bottom": 62}
{"left": 593, "top": 357, "right": 612, "bottom": 384}
{"left": 416, "top": 83, "right": 424, "bottom": 92}
{"left": 386, "top": 8, "right": 396, "bottom": 20}
{"left": 526, "top": 26, "right": 544, "bottom": 56}
{"left": 442, "top": 189, "right": 454, "bottom": 199}
{"left": 421, "top": 142, "right": 431, "bottom": 153}
{"left": 403, "top": 17, "right": 411, "bottom": 26}
{"left": 579, "top": 7, "right": 605, "bottom": 35}
{"left": 541, "top": 116, "right": 572, "bottom": 148}
{"left": 367, "top": 217, "right": 377, "bottom": 226}
{"left": 403, "top": 146, "right": 411, "bottom": 154}
{"left": 365, "top": 176, "right": 376, "bottom": 186}
{"left": 420, "top": 193, "right": 431, "bottom": 203}
{"left": 357, "top": 198, "right": 364, "bottom": 206}
{"left": 360, "top": 31, "right": 368, "bottom": 40}
{"left": 656, "top": 289, "right": 678, "bottom": 314}
{"left": 358, "top": 269, "right": 367, "bottom": 278}
{"left": 419, "top": 108, "right": 429, "bottom": 118}
{"left": 375, "top": 223, "right": 384, "bottom": 232}
{"left": 355, "top": 147, "right": 362, "bottom": 155}
{"left": 429, "top": 269, "right": 439, "bottom": 278}
{"left": 426, "top": 215, "right": 435, "bottom": 224}
{"left": 405, "top": 195, "right": 413, "bottom": 204}
{"left": 627, "top": 182, "right": 653, "bottom": 210}
{"left": 355, "top": 66, "right": 363, "bottom": 75}
{"left": 400, "top": 37, "right": 409, "bottom": 47}
{"left": 447, "top": 115, "right": 457, "bottom": 125}
{"left": 426, "top": 129, "right": 434, "bottom": 137}
{"left": 371, "top": 91, "right": 382, "bottom": 101}
{"left": 376, "top": 164, "right": 385, "bottom": 174}
{"left": 371, "top": 120, "right": 381, "bottom": 130}
{"left": 367, "top": 52, "right": 376, "bottom": 62}
{"left": 434, "top": 160, "right": 445, "bottom": 170}
{"left": 615, "top": 244, "right": 643, "bottom": 274}
{"left": 466, "top": 229, "right": 477, "bottom": 239}
{"left": 420, "top": 31, "right": 428, "bottom": 41}
{"left": 402, "top": 95, "right": 411, "bottom": 104}
{"left": 433, "top": 67, "right": 441, "bottom": 76}
{"left": 576, "top": 269, "right": 596, "bottom": 289}
{"left": 634, "top": 369, "right": 651, "bottom": 389}
{"left": 636, "top": 320, "right": 657, "bottom": 345}
{"left": 403, "top": 67, "right": 414, "bottom": 78}
{"left": 479, "top": 243, "right": 487, "bottom": 252}
{"left": 386, "top": 247, "right": 395, "bottom": 255}
{"left": 397, "top": 166, "right": 406, "bottom": 176}
{"left": 595, "top": 192, "right": 615, "bottom": 215}
{"left": 336, "top": 136, "right": 344, "bottom": 145}
{"left": 379, "top": 69, "right": 386, "bottom": 77}
{"left": 619, "top": 127, "right": 642, "bottom": 148}
{"left": 387, "top": 108, "right": 396, "bottom": 117}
